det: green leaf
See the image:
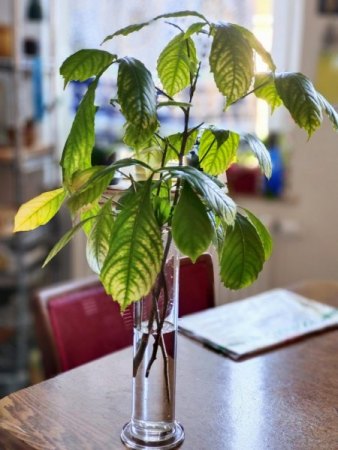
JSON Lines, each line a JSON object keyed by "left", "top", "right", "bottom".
{"left": 100, "top": 181, "right": 163, "bottom": 310}
{"left": 14, "top": 188, "right": 66, "bottom": 232}
{"left": 154, "top": 10, "right": 209, "bottom": 23}
{"left": 220, "top": 213, "right": 265, "bottom": 289}
{"left": 60, "top": 79, "right": 98, "bottom": 184}
{"left": 42, "top": 215, "right": 96, "bottom": 267}
{"left": 118, "top": 57, "right": 158, "bottom": 149}
{"left": 254, "top": 73, "right": 283, "bottom": 112}
{"left": 157, "top": 178, "right": 172, "bottom": 200}
{"left": 86, "top": 200, "right": 114, "bottom": 274}
{"left": 60, "top": 49, "right": 116, "bottom": 88}
{"left": 233, "top": 24, "right": 276, "bottom": 71}
{"left": 153, "top": 196, "right": 171, "bottom": 227}
{"left": 242, "top": 208, "right": 272, "bottom": 260}
{"left": 136, "top": 146, "right": 163, "bottom": 175}
{"left": 199, "top": 128, "right": 240, "bottom": 175}
{"left": 184, "top": 22, "right": 206, "bottom": 38}
{"left": 317, "top": 93, "right": 338, "bottom": 131}
{"left": 211, "top": 214, "right": 226, "bottom": 254}
{"left": 275, "top": 72, "right": 322, "bottom": 136}
{"left": 102, "top": 11, "right": 209, "bottom": 44}
{"left": 70, "top": 158, "right": 153, "bottom": 203}
{"left": 241, "top": 133, "right": 272, "bottom": 178}
{"left": 165, "top": 129, "right": 198, "bottom": 162}
{"left": 209, "top": 23, "right": 254, "bottom": 107}
{"left": 166, "top": 166, "right": 236, "bottom": 225}
{"left": 157, "top": 33, "right": 198, "bottom": 97}
{"left": 102, "top": 22, "right": 150, "bottom": 43}
{"left": 81, "top": 203, "right": 101, "bottom": 236}
{"left": 172, "top": 183, "right": 213, "bottom": 262}
{"left": 70, "top": 167, "right": 104, "bottom": 193}
{"left": 67, "top": 167, "right": 113, "bottom": 213}
{"left": 157, "top": 100, "right": 192, "bottom": 109}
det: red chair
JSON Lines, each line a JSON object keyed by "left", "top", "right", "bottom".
{"left": 33, "top": 277, "right": 133, "bottom": 378}
{"left": 34, "top": 254, "right": 214, "bottom": 378}
{"left": 179, "top": 253, "right": 215, "bottom": 317}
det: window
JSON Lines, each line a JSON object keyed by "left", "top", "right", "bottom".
{"left": 66, "top": 0, "right": 274, "bottom": 142}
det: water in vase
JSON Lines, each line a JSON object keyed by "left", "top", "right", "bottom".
{"left": 130, "top": 322, "right": 177, "bottom": 441}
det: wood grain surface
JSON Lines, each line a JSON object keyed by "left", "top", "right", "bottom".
{"left": 1, "top": 281, "right": 338, "bottom": 450}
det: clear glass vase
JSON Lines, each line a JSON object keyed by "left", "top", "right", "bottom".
{"left": 121, "top": 236, "right": 184, "bottom": 449}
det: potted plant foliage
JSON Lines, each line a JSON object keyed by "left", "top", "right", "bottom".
{"left": 14, "top": 10, "right": 338, "bottom": 450}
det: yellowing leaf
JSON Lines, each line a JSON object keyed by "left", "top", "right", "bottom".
{"left": 233, "top": 24, "right": 276, "bottom": 71}
{"left": 67, "top": 166, "right": 113, "bottom": 213}
{"left": 86, "top": 200, "right": 114, "bottom": 274}
{"left": 157, "top": 33, "right": 198, "bottom": 96}
{"left": 70, "top": 167, "right": 103, "bottom": 193}
{"left": 81, "top": 203, "right": 101, "bottom": 236}
{"left": 209, "top": 23, "right": 254, "bottom": 107}
{"left": 254, "top": 73, "right": 283, "bottom": 113}
{"left": 100, "top": 181, "right": 163, "bottom": 310}
{"left": 199, "top": 128, "right": 240, "bottom": 175}
{"left": 165, "top": 129, "right": 198, "bottom": 162}
{"left": 14, "top": 188, "right": 66, "bottom": 232}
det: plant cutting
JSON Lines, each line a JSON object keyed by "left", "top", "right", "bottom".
{"left": 14, "top": 10, "right": 338, "bottom": 450}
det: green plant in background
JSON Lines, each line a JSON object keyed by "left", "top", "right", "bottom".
{"left": 14, "top": 11, "right": 337, "bottom": 326}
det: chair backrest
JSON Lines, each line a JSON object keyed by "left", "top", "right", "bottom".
{"left": 34, "top": 254, "right": 215, "bottom": 378}
{"left": 33, "top": 277, "right": 133, "bottom": 378}
{"left": 179, "top": 253, "right": 215, "bottom": 317}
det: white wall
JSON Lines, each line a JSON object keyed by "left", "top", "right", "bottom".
{"left": 274, "top": 0, "right": 338, "bottom": 285}
{"left": 214, "top": 0, "right": 338, "bottom": 305}
{"left": 238, "top": 0, "right": 338, "bottom": 292}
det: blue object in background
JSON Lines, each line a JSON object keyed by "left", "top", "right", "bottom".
{"left": 70, "top": 80, "right": 91, "bottom": 112}
{"left": 264, "top": 134, "right": 284, "bottom": 198}
{"left": 32, "top": 56, "right": 44, "bottom": 121}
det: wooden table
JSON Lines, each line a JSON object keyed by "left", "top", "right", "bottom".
{"left": 1, "top": 281, "right": 338, "bottom": 449}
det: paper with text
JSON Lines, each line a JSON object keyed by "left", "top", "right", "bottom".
{"left": 179, "top": 289, "right": 338, "bottom": 359}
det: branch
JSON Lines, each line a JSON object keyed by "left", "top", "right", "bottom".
{"left": 156, "top": 87, "right": 174, "bottom": 101}
{"left": 229, "top": 74, "right": 272, "bottom": 106}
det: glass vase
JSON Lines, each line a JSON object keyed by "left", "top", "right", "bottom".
{"left": 121, "top": 236, "right": 184, "bottom": 449}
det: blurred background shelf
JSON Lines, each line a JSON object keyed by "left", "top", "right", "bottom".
{"left": 0, "top": 143, "right": 54, "bottom": 162}
{"left": 0, "top": 0, "right": 64, "bottom": 397}
{"left": 0, "top": 55, "right": 55, "bottom": 74}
